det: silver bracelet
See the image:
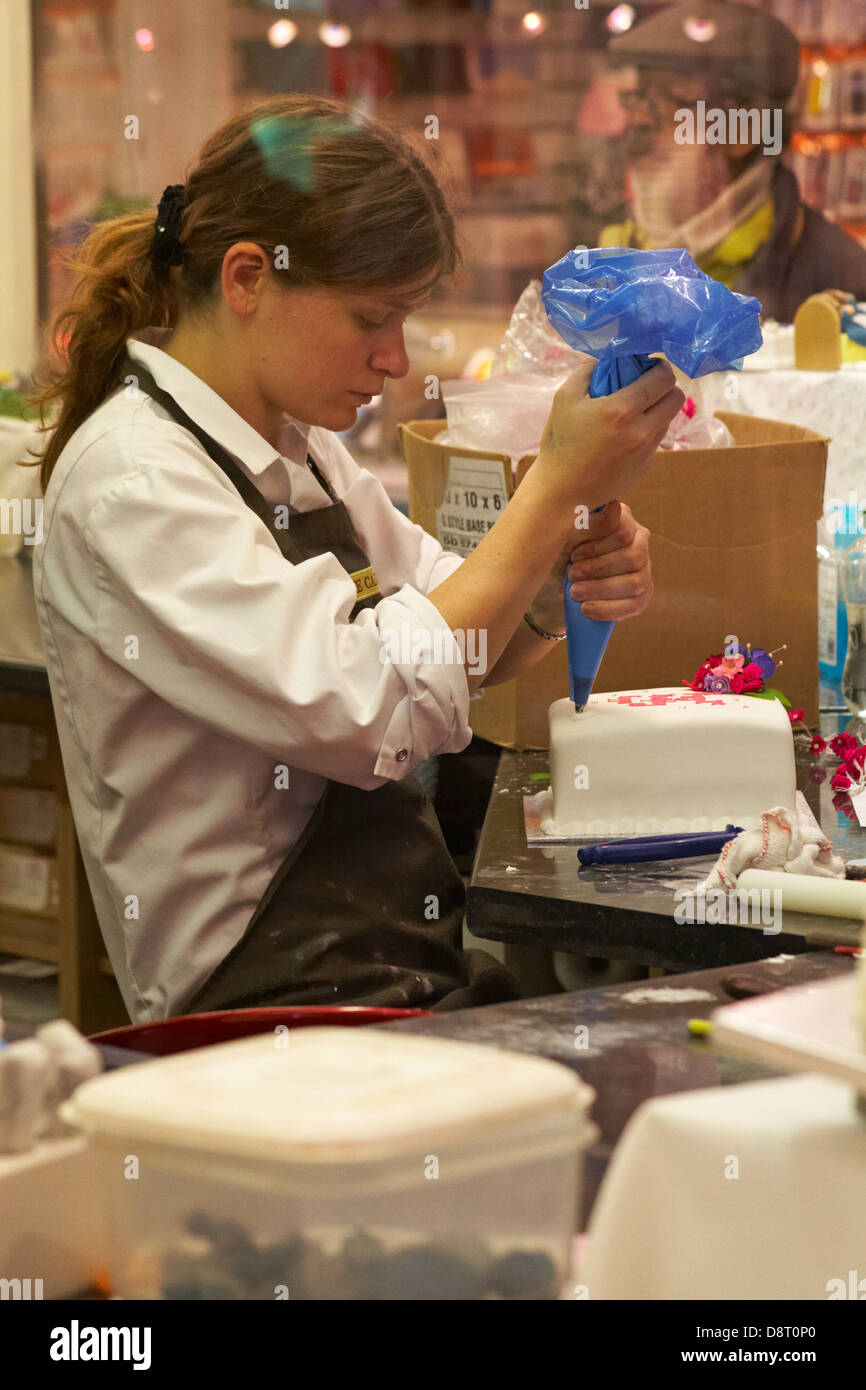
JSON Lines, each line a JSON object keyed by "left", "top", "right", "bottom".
{"left": 524, "top": 609, "right": 567, "bottom": 641}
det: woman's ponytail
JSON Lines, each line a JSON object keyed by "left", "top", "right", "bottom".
{"left": 28, "top": 210, "right": 182, "bottom": 493}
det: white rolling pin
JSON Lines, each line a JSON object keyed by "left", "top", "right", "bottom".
{"left": 737, "top": 869, "right": 866, "bottom": 920}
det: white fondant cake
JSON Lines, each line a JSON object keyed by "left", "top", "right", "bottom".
{"left": 537, "top": 687, "right": 797, "bottom": 838}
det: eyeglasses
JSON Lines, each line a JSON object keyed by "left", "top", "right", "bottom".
{"left": 618, "top": 85, "right": 709, "bottom": 116}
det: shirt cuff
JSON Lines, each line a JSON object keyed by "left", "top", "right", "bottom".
{"left": 372, "top": 583, "right": 473, "bottom": 778}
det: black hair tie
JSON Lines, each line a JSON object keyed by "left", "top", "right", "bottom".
{"left": 150, "top": 184, "right": 187, "bottom": 270}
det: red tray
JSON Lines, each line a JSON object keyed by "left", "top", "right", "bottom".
{"left": 88, "top": 1005, "right": 431, "bottom": 1056}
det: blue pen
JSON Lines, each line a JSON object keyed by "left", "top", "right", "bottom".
{"left": 578, "top": 826, "right": 743, "bottom": 866}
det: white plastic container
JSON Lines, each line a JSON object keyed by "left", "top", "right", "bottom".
{"left": 61, "top": 1027, "right": 596, "bottom": 1300}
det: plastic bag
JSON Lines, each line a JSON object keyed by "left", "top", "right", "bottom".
{"left": 438, "top": 281, "right": 593, "bottom": 460}
{"left": 490, "top": 279, "right": 590, "bottom": 379}
{"left": 660, "top": 407, "right": 734, "bottom": 450}
{"left": 439, "top": 373, "right": 560, "bottom": 461}
{"left": 541, "top": 246, "right": 763, "bottom": 396}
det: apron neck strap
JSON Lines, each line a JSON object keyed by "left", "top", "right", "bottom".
{"left": 120, "top": 353, "right": 338, "bottom": 518}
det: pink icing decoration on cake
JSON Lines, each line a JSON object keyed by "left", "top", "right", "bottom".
{"left": 604, "top": 692, "right": 727, "bottom": 707}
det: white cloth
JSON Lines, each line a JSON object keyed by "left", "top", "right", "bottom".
{"left": 33, "top": 330, "right": 470, "bottom": 1023}
{"left": 697, "top": 364, "right": 866, "bottom": 512}
{"left": 0, "top": 1021, "right": 102, "bottom": 1151}
{"left": 582, "top": 1074, "right": 866, "bottom": 1300}
{"left": 700, "top": 806, "right": 846, "bottom": 891}
{"left": 35, "top": 1020, "right": 102, "bottom": 1139}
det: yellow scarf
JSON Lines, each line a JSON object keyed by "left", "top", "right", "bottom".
{"left": 599, "top": 199, "right": 775, "bottom": 289}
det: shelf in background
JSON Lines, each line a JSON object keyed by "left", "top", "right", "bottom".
{"left": 0, "top": 912, "right": 60, "bottom": 963}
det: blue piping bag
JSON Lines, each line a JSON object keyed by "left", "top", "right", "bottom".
{"left": 542, "top": 246, "right": 763, "bottom": 710}
{"left": 563, "top": 560, "right": 615, "bottom": 709}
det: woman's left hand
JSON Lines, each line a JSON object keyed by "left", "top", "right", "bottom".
{"left": 530, "top": 500, "right": 653, "bottom": 629}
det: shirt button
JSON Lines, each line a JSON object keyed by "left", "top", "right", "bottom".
{"left": 395, "top": 748, "right": 408, "bottom": 761}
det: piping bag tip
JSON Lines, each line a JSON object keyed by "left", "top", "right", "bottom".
{"left": 564, "top": 570, "right": 615, "bottom": 712}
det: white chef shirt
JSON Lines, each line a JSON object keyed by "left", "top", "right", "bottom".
{"left": 33, "top": 329, "right": 472, "bottom": 1023}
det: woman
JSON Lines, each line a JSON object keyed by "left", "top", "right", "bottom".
{"left": 30, "top": 96, "right": 683, "bottom": 1023}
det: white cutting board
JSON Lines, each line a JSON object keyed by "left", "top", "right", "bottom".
{"left": 712, "top": 975, "right": 866, "bottom": 1093}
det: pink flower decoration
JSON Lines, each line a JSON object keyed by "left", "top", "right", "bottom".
{"left": 830, "top": 733, "right": 858, "bottom": 757}
{"left": 711, "top": 654, "right": 745, "bottom": 676}
{"left": 787, "top": 708, "right": 805, "bottom": 725}
{"left": 685, "top": 657, "right": 721, "bottom": 691}
{"left": 809, "top": 736, "right": 827, "bottom": 755}
{"left": 831, "top": 789, "right": 859, "bottom": 821}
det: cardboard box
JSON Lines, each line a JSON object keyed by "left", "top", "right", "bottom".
{"left": 399, "top": 413, "right": 828, "bottom": 748}
{"left": 0, "top": 842, "right": 60, "bottom": 917}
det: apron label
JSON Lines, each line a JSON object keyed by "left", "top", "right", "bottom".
{"left": 350, "top": 564, "right": 381, "bottom": 601}
{"left": 434, "top": 455, "right": 508, "bottom": 557}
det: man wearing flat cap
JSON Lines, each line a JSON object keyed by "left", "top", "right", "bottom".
{"left": 600, "top": 0, "right": 866, "bottom": 321}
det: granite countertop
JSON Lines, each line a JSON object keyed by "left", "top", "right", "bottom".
{"left": 381, "top": 950, "right": 857, "bottom": 1227}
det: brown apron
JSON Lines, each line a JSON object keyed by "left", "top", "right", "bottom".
{"left": 123, "top": 357, "right": 519, "bottom": 1014}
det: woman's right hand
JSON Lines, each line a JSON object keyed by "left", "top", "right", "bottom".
{"left": 426, "top": 356, "right": 684, "bottom": 695}
{"left": 534, "top": 358, "right": 685, "bottom": 518}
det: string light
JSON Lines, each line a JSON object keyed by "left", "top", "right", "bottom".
{"left": 319, "top": 23, "right": 352, "bottom": 48}
{"left": 606, "top": 5, "right": 636, "bottom": 35}
{"left": 683, "top": 17, "right": 717, "bottom": 43}
{"left": 134, "top": 28, "right": 154, "bottom": 52}
{"left": 268, "top": 20, "right": 298, "bottom": 49}
{"left": 521, "top": 11, "right": 546, "bottom": 35}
